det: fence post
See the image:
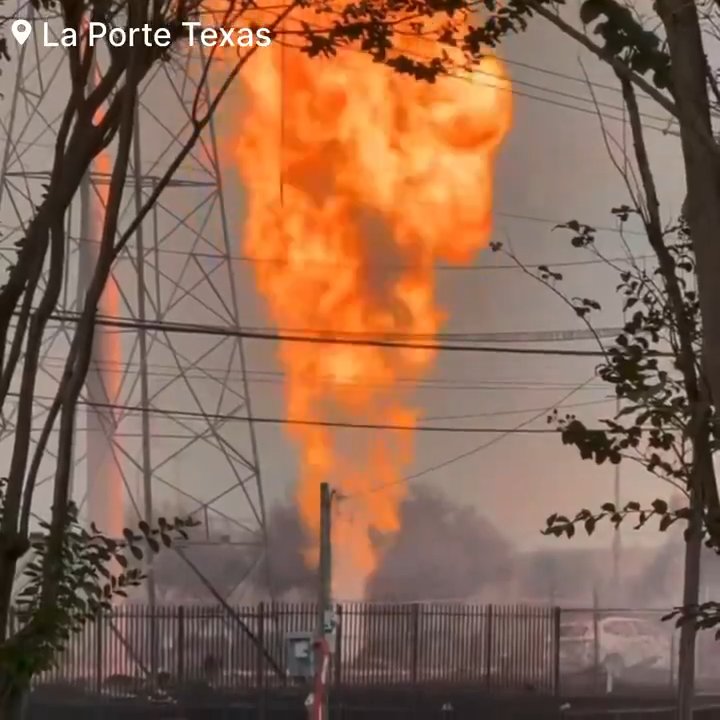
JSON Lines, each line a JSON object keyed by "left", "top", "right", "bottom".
{"left": 95, "top": 612, "right": 104, "bottom": 694}
{"left": 485, "top": 604, "right": 494, "bottom": 688}
{"left": 334, "top": 603, "right": 343, "bottom": 687}
{"left": 177, "top": 606, "right": 185, "bottom": 683}
{"left": 410, "top": 603, "right": 420, "bottom": 685}
{"left": 592, "top": 590, "right": 600, "bottom": 694}
{"left": 256, "top": 602, "right": 265, "bottom": 686}
{"left": 670, "top": 631, "right": 676, "bottom": 690}
{"left": 553, "top": 607, "right": 561, "bottom": 697}
{"left": 256, "top": 602, "right": 265, "bottom": 720}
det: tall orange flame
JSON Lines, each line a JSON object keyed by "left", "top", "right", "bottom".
{"left": 233, "top": 15, "right": 512, "bottom": 598}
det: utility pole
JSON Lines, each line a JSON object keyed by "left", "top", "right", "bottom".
{"left": 318, "top": 482, "right": 333, "bottom": 634}
{"left": 313, "top": 482, "right": 333, "bottom": 720}
{"left": 318, "top": 483, "right": 332, "bottom": 718}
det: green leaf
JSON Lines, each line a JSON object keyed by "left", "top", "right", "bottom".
{"left": 651, "top": 498, "right": 668, "bottom": 514}
{"left": 130, "top": 545, "right": 143, "bottom": 561}
{"left": 580, "top": 0, "right": 604, "bottom": 25}
{"left": 147, "top": 537, "right": 160, "bottom": 553}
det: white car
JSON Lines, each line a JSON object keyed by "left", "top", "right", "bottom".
{"left": 559, "top": 616, "right": 672, "bottom": 676}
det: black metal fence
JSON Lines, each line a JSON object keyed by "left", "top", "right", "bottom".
{"left": 23, "top": 603, "right": 559, "bottom": 694}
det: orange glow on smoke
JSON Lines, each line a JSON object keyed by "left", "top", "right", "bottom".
{"left": 85, "top": 56, "right": 124, "bottom": 542}
{"left": 232, "top": 10, "right": 512, "bottom": 597}
{"left": 93, "top": 150, "right": 124, "bottom": 538}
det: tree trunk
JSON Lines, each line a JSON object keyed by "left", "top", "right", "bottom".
{"left": 657, "top": 0, "right": 720, "bottom": 443}
{"left": 0, "top": 681, "right": 28, "bottom": 720}
{"left": 675, "top": 427, "right": 714, "bottom": 720}
{"left": 677, "top": 499, "right": 701, "bottom": 720}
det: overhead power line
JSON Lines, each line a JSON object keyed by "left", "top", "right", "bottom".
{"left": 4, "top": 395, "right": 615, "bottom": 429}
{"left": 423, "top": 396, "right": 613, "bottom": 421}
{"left": 278, "top": 17, "right": 676, "bottom": 134}
{"left": 0, "top": 211, "right": 651, "bottom": 267}
{"left": 500, "top": 57, "right": 641, "bottom": 97}
{"left": 33, "top": 353, "right": 608, "bottom": 392}
{"left": 343, "top": 376, "right": 599, "bottom": 498}
{"left": 16, "top": 392, "right": 600, "bottom": 435}
{"left": 45, "top": 312, "right": 656, "bottom": 358}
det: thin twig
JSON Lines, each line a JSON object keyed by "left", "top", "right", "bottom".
{"left": 500, "top": 235, "right": 609, "bottom": 363}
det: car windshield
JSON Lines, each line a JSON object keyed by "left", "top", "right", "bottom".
{"left": 560, "top": 624, "right": 589, "bottom": 638}
{"left": 633, "top": 620, "right": 661, "bottom": 637}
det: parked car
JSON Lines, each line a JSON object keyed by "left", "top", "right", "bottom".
{"left": 559, "top": 616, "right": 672, "bottom": 677}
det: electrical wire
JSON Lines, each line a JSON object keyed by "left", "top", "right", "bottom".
{"left": 6, "top": 389, "right": 613, "bottom": 427}
{"left": 10, "top": 390, "right": 600, "bottom": 434}
{"left": 423, "top": 396, "right": 613, "bottom": 421}
{"left": 499, "top": 57, "right": 646, "bottom": 98}
{"left": 43, "top": 311, "right": 666, "bottom": 358}
{"left": 341, "top": 376, "right": 603, "bottom": 499}
{"left": 70, "top": 323, "right": 620, "bottom": 343}
{"left": 35, "top": 353, "right": 609, "bottom": 391}
{"left": 0, "top": 211, "right": 651, "bottom": 267}
{"left": 251, "top": 9, "right": 675, "bottom": 133}
{"left": 468, "top": 63, "right": 669, "bottom": 125}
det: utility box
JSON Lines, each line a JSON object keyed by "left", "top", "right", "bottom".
{"left": 285, "top": 631, "right": 315, "bottom": 679}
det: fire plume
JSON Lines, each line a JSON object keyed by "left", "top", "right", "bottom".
{"left": 233, "top": 13, "right": 512, "bottom": 598}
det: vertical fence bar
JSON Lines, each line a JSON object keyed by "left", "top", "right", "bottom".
{"left": 485, "top": 604, "right": 493, "bottom": 688}
{"left": 177, "top": 606, "right": 185, "bottom": 683}
{"left": 256, "top": 602, "right": 265, "bottom": 720}
{"left": 95, "top": 613, "right": 103, "bottom": 694}
{"left": 670, "top": 631, "right": 676, "bottom": 689}
{"left": 592, "top": 598, "right": 600, "bottom": 694}
{"left": 410, "top": 603, "right": 419, "bottom": 686}
{"left": 256, "top": 602, "right": 265, "bottom": 687}
{"left": 553, "top": 606, "right": 561, "bottom": 697}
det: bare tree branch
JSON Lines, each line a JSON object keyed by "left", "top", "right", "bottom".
{"left": 527, "top": 0, "right": 679, "bottom": 117}
{"left": 40, "top": 7, "right": 146, "bottom": 607}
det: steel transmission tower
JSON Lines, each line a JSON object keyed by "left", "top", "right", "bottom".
{"left": 0, "top": 3, "right": 269, "bottom": 604}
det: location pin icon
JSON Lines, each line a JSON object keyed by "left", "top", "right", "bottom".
{"left": 11, "top": 19, "right": 32, "bottom": 46}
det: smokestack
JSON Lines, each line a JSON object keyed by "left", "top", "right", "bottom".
{"left": 79, "top": 156, "right": 123, "bottom": 540}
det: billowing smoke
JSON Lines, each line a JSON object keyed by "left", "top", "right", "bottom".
{"left": 255, "top": 486, "right": 512, "bottom": 601}
{"left": 259, "top": 500, "right": 315, "bottom": 598}
{"left": 366, "top": 485, "right": 512, "bottom": 601}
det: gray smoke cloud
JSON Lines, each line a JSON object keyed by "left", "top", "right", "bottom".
{"left": 252, "top": 485, "right": 513, "bottom": 601}
{"left": 367, "top": 485, "right": 513, "bottom": 600}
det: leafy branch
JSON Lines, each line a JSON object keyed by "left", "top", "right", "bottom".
{"left": 0, "top": 480, "right": 197, "bottom": 687}
{"left": 543, "top": 499, "right": 691, "bottom": 539}
{"left": 664, "top": 602, "right": 720, "bottom": 639}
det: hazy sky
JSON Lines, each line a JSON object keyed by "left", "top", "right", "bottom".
{"left": 0, "top": 5, "right": 690, "bottom": 582}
